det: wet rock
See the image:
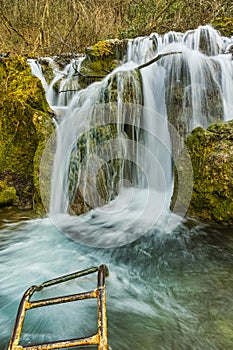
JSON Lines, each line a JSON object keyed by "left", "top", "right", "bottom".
{"left": 68, "top": 69, "right": 143, "bottom": 215}
{"left": 166, "top": 59, "right": 223, "bottom": 149}
{"left": 171, "top": 120, "right": 233, "bottom": 225}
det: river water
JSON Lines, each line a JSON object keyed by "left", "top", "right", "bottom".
{"left": 1, "top": 25, "right": 233, "bottom": 349}
{"left": 0, "top": 210, "right": 233, "bottom": 349}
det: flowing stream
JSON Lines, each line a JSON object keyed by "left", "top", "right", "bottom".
{"left": 0, "top": 25, "right": 233, "bottom": 349}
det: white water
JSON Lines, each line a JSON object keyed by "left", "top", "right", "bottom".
{"left": 0, "top": 213, "right": 233, "bottom": 349}
{"left": 29, "top": 25, "right": 233, "bottom": 248}
{"left": 1, "top": 25, "right": 232, "bottom": 348}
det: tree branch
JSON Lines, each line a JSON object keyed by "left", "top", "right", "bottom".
{"left": 59, "top": 13, "right": 80, "bottom": 55}
{"left": 137, "top": 51, "right": 182, "bottom": 70}
{"left": 146, "top": 0, "right": 177, "bottom": 34}
{"left": 58, "top": 50, "right": 182, "bottom": 92}
{"left": 0, "top": 12, "right": 30, "bottom": 45}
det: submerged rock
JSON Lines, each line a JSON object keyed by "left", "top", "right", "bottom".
{"left": 171, "top": 120, "right": 233, "bottom": 225}
{"left": 0, "top": 55, "right": 54, "bottom": 211}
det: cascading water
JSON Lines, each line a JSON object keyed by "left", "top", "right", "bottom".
{"left": 37, "top": 24, "right": 232, "bottom": 246}
{"left": 1, "top": 26, "right": 233, "bottom": 350}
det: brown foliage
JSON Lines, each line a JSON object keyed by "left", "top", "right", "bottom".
{"left": 0, "top": 0, "right": 232, "bottom": 56}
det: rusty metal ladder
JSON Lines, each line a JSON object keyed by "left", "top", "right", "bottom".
{"left": 8, "top": 264, "right": 109, "bottom": 350}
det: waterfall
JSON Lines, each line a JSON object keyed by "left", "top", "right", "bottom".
{"left": 29, "top": 25, "right": 233, "bottom": 247}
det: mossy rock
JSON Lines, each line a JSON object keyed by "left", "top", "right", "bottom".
{"left": 0, "top": 55, "right": 54, "bottom": 211}
{"left": 86, "top": 39, "right": 128, "bottom": 61}
{"left": 68, "top": 68, "right": 143, "bottom": 215}
{"left": 79, "top": 39, "right": 128, "bottom": 88}
{"left": 171, "top": 120, "right": 233, "bottom": 224}
{"left": 0, "top": 180, "right": 19, "bottom": 207}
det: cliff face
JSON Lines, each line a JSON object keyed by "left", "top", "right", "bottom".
{"left": 0, "top": 55, "right": 54, "bottom": 211}
{"left": 171, "top": 120, "right": 233, "bottom": 225}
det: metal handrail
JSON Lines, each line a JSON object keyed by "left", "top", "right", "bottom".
{"left": 8, "top": 264, "right": 109, "bottom": 350}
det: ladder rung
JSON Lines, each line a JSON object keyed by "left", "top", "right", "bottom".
{"left": 8, "top": 264, "right": 109, "bottom": 350}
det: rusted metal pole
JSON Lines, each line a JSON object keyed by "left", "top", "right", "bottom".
{"left": 28, "top": 290, "right": 98, "bottom": 309}
{"left": 97, "top": 265, "right": 109, "bottom": 350}
{"left": 38, "top": 266, "right": 99, "bottom": 289}
{"left": 7, "top": 265, "right": 109, "bottom": 350}
{"left": 8, "top": 286, "right": 37, "bottom": 349}
{"left": 16, "top": 334, "right": 100, "bottom": 350}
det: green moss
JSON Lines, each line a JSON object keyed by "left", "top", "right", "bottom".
{"left": 79, "top": 39, "right": 128, "bottom": 88}
{"left": 171, "top": 120, "right": 233, "bottom": 224}
{"left": 90, "top": 40, "right": 114, "bottom": 58}
{"left": 211, "top": 17, "right": 233, "bottom": 37}
{"left": 0, "top": 180, "right": 19, "bottom": 206}
{"left": 0, "top": 55, "right": 54, "bottom": 210}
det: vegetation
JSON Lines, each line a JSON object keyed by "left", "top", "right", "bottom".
{"left": 171, "top": 121, "right": 233, "bottom": 225}
{"left": 0, "top": 55, "right": 54, "bottom": 210}
{"left": 0, "top": 1, "right": 232, "bottom": 218}
{"left": 0, "top": 0, "right": 232, "bottom": 57}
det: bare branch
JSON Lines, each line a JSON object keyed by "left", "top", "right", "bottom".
{"left": 59, "top": 13, "right": 80, "bottom": 55}
{"left": 137, "top": 51, "right": 182, "bottom": 70}
{"left": 58, "top": 50, "right": 182, "bottom": 92}
{"left": 146, "top": 0, "right": 177, "bottom": 33}
{"left": 0, "top": 11, "right": 30, "bottom": 45}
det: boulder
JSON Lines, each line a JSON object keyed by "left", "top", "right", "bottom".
{"left": 171, "top": 120, "right": 233, "bottom": 224}
{"left": 79, "top": 39, "right": 128, "bottom": 88}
